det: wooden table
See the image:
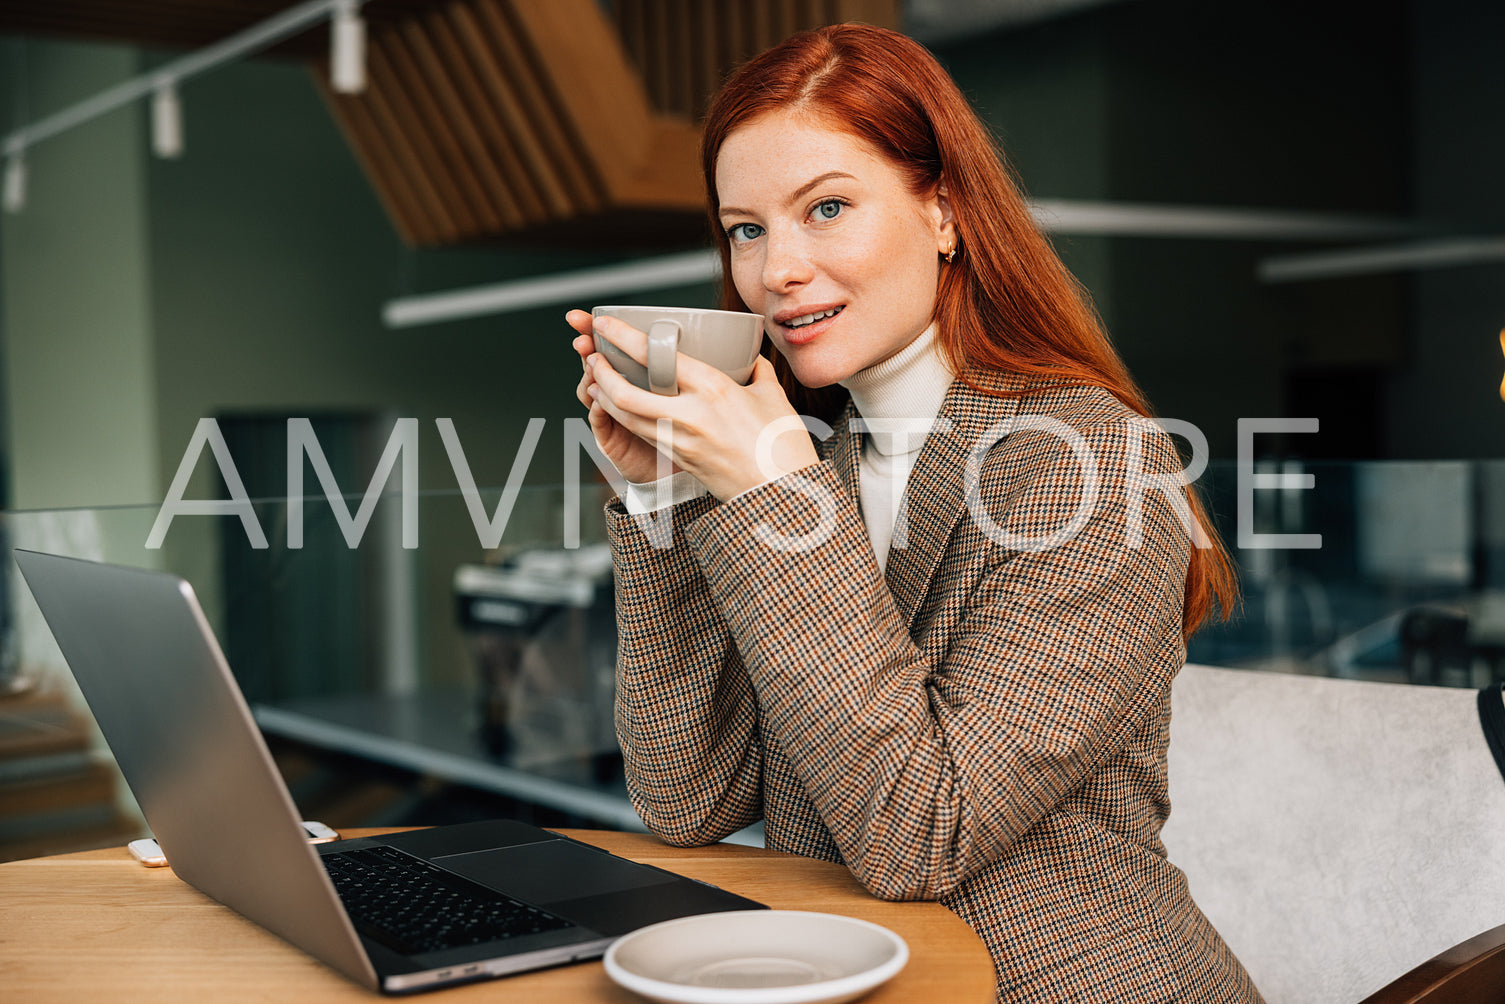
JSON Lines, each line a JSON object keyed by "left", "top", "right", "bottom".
{"left": 0, "top": 827, "right": 996, "bottom": 1002}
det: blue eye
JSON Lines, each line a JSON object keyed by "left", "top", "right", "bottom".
{"left": 815, "top": 199, "right": 843, "bottom": 220}
{"left": 727, "top": 222, "right": 764, "bottom": 243}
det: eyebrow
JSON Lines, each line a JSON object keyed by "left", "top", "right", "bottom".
{"left": 718, "top": 171, "right": 858, "bottom": 219}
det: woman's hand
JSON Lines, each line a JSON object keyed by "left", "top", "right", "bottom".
{"left": 570, "top": 311, "right": 820, "bottom": 500}
{"left": 568, "top": 310, "right": 678, "bottom": 485}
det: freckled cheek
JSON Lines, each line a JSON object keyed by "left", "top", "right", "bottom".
{"left": 823, "top": 238, "right": 886, "bottom": 287}
{"left": 731, "top": 260, "right": 765, "bottom": 313}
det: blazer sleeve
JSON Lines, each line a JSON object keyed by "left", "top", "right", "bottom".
{"left": 605, "top": 493, "right": 765, "bottom": 844}
{"left": 681, "top": 418, "right": 1193, "bottom": 900}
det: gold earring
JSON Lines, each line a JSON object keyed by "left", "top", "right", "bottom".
{"left": 945, "top": 246, "right": 957, "bottom": 263}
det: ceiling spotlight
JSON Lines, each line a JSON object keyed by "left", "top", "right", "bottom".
{"left": 330, "top": 0, "right": 367, "bottom": 95}
{"left": 3, "top": 153, "right": 25, "bottom": 214}
{"left": 151, "top": 80, "right": 184, "bottom": 159}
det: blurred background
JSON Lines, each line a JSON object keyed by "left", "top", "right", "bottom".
{"left": 0, "top": 0, "right": 1500, "bottom": 861}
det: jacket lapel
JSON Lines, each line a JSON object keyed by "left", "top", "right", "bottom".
{"left": 882, "top": 375, "right": 1025, "bottom": 628}
{"left": 824, "top": 400, "right": 863, "bottom": 502}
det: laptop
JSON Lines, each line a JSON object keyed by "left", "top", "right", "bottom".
{"left": 14, "top": 549, "right": 763, "bottom": 994}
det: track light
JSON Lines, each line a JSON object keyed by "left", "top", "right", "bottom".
{"left": 0, "top": 1, "right": 369, "bottom": 207}
{"left": 151, "top": 80, "right": 184, "bottom": 159}
{"left": 330, "top": 0, "right": 367, "bottom": 94}
{"left": 3, "top": 153, "right": 25, "bottom": 214}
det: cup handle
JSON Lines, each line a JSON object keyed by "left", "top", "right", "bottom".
{"left": 646, "top": 320, "right": 681, "bottom": 396}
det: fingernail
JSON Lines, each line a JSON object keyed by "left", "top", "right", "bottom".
{"left": 593, "top": 317, "right": 607, "bottom": 333}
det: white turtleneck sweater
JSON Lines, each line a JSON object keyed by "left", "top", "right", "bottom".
{"left": 621, "top": 323, "right": 955, "bottom": 572}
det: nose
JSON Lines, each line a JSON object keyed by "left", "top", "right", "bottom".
{"left": 761, "top": 230, "right": 813, "bottom": 293}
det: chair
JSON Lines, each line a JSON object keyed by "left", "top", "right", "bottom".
{"left": 1162, "top": 664, "right": 1505, "bottom": 1004}
{"left": 1358, "top": 921, "right": 1505, "bottom": 1003}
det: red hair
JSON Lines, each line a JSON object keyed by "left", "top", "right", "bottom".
{"left": 700, "top": 23, "right": 1237, "bottom": 637}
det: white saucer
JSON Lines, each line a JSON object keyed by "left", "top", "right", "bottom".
{"left": 603, "top": 910, "right": 909, "bottom": 1004}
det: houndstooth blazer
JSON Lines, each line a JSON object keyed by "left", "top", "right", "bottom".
{"left": 604, "top": 368, "right": 1264, "bottom": 1003}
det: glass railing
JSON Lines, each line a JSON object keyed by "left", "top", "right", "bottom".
{"left": 2, "top": 483, "right": 614, "bottom": 699}
{"left": 6, "top": 462, "right": 1497, "bottom": 722}
{"left": 0, "top": 483, "right": 633, "bottom": 859}
{"left": 1187, "top": 460, "right": 1502, "bottom": 688}
{"left": 2, "top": 462, "right": 1496, "bottom": 858}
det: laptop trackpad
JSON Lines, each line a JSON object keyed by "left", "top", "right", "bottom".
{"left": 435, "top": 840, "right": 674, "bottom": 906}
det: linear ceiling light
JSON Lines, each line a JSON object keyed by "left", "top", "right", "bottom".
{"left": 382, "top": 201, "right": 1421, "bottom": 328}
{"left": 382, "top": 249, "right": 722, "bottom": 329}
{"left": 1030, "top": 199, "right": 1415, "bottom": 241}
{"left": 1258, "top": 237, "right": 1505, "bottom": 283}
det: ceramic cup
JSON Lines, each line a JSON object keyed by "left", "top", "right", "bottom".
{"left": 592, "top": 305, "right": 763, "bottom": 396}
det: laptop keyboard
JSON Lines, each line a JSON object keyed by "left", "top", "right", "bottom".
{"left": 321, "top": 844, "right": 573, "bottom": 955}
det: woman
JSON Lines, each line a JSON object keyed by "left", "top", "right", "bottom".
{"left": 567, "top": 23, "right": 1260, "bottom": 1004}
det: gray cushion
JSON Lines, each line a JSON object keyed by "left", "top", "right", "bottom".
{"left": 1163, "top": 663, "right": 1505, "bottom": 1004}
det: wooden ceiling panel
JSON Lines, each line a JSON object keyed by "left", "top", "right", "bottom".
{"left": 384, "top": 28, "right": 507, "bottom": 235}
{"left": 358, "top": 51, "right": 465, "bottom": 243}
{"left": 464, "top": 0, "right": 590, "bottom": 216}
{"left": 397, "top": 18, "right": 521, "bottom": 230}
{"left": 313, "top": 67, "right": 429, "bottom": 244}
{"left": 4, "top": 0, "right": 901, "bottom": 247}
{"left": 419, "top": 8, "right": 547, "bottom": 225}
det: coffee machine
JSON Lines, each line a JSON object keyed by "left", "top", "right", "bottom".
{"left": 453, "top": 545, "right": 617, "bottom": 774}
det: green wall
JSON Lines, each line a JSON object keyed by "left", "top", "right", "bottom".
{"left": 937, "top": 15, "right": 1115, "bottom": 327}
{"left": 3, "top": 0, "right": 1502, "bottom": 698}
{"left": 1389, "top": 0, "right": 1505, "bottom": 459}
{"left": 938, "top": 0, "right": 1416, "bottom": 460}
{"left": 0, "top": 37, "right": 707, "bottom": 695}
{"left": 0, "top": 41, "right": 160, "bottom": 526}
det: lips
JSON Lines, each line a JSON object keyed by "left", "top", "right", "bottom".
{"left": 773, "top": 304, "right": 844, "bottom": 346}
{"left": 785, "top": 306, "right": 842, "bottom": 328}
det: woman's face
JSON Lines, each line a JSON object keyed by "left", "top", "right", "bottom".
{"left": 714, "top": 110, "right": 953, "bottom": 389}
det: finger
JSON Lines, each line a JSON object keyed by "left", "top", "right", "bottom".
{"left": 568, "top": 312, "right": 595, "bottom": 370}
{"left": 744, "top": 356, "right": 790, "bottom": 403}
{"left": 588, "top": 380, "right": 640, "bottom": 440}
{"left": 747, "top": 354, "right": 780, "bottom": 384}
{"left": 589, "top": 361, "right": 671, "bottom": 443}
{"left": 576, "top": 368, "right": 597, "bottom": 409}
{"left": 588, "top": 402, "right": 634, "bottom": 464}
{"left": 588, "top": 396, "right": 613, "bottom": 436}
{"left": 660, "top": 349, "right": 738, "bottom": 394}
{"left": 592, "top": 315, "right": 651, "bottom": 367}
{"left": 588, "top": 350, "right": 653, "bottom": 407}
{"left": 573, "top": 333, "right": 595, "bottom": 369}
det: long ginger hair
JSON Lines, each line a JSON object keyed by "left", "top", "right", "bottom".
{"left": 700, "top": 23, "right": 1237, "bottom": 637}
